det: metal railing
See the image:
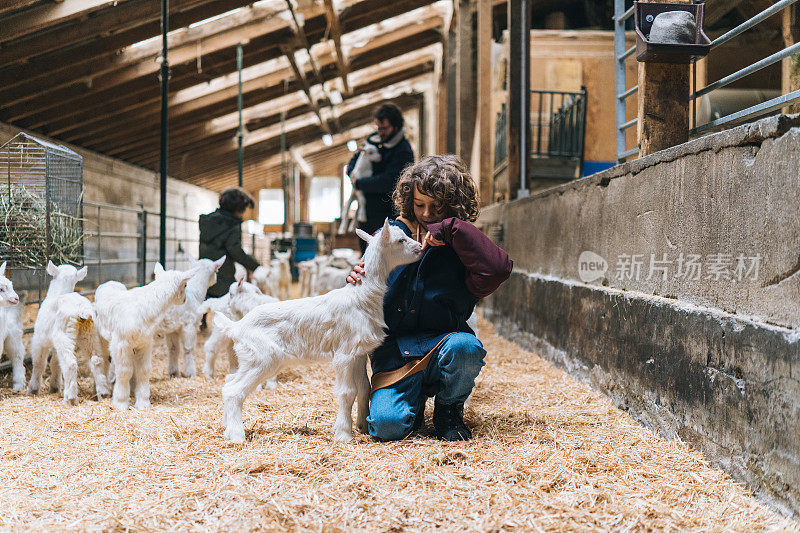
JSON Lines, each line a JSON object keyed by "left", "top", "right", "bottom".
{"left": 531, "top": 88, "right": 588, "bottom": 163}
{"left": 9, "top": 200, "right": 269, "bottom": 336}
{"left": 615, "top": 0, "right": 800, "bottom": 161}
{"left": 691, "top": 0, "right": 800, "bottom": 133}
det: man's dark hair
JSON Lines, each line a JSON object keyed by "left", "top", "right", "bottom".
{"left": 374, "top": 103, "right": 404, "bottom": 130}
{"left": 219, "top": 187, "right": 255, "bottom": 213}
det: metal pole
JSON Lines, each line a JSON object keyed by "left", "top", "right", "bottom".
{"left": 280, "top": 109, "right": 287, "bottom": 234}
{"left": 237, "top": 43, "right": 244, "bottom": 187}
{"left": 159, "top": 0, "right": 170, "bottom": 266}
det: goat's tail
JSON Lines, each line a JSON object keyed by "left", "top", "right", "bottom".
{"left": 212, "top": 313, "right": 234, "bottom": 336}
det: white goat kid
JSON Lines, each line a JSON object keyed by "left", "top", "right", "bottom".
{"left": 273, "top": 251, "right": 291, "bottom": 300}
{"left": 0, "top": 262, "right": 25, "bottom": 392}
{"left": 201, "top": 279, "right": 265, "bottom": 378}
{"left": 28, "top": 262, "right": 109, "bottom": 404}
{"left": 94, "top": 265, "right": 194, "bottom": 410}
{"left": 155, "top": 255, "right": 225, "bottom": 378}
{"left": 337, "top": 143, "right": 381, "bottom": 235}
{"left": 217, "top": 220, "right": 422, "bottom": 443}
{"left": 251, "top": 264, "right": 278, "bottom": 297}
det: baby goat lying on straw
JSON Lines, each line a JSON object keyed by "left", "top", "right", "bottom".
{"left": 29, "top": 262, "right": 108, "bottom": 404}
{"left": 155, "top": 255, "right": 225, "bottom": 378}
{"left": 216, "top": 220, "right": 422, "bottom": 443}
{"left": 0, "top": 262, "right": 25, "bottom": 392}
{"left": 94, "top": 265, "right": 194, "bottom": 410}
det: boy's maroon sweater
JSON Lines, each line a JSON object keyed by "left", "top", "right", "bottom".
{"left": 426, "top": 217, "right": 513, "bottom": 298}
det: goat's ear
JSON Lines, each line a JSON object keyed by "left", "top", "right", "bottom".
{"left": 380, "top": 218, "right": 391, "bottom": 244}
{"left": 355, "top": 228, "right": 371, "bottom": 243}
{"left": 0, "top": 262, "right": 6, "bottom": 277}
{"left": 76, "top": 266, "right": 88, "bottom": 281}
{"left": 185, "top": 250, "right": 197, "bottom": 265}
{"left": 214, "top": 255, "right": 226, "bottom": 272}
{"left": 46, "top": 260, "right": 59, "bottom": 277}
{"left": 154, "top": 262, "right": 165, "bottom": 276}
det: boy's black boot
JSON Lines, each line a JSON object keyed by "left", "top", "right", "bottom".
{"left": 433, "top": 401, "right": 471, "bottom": 441}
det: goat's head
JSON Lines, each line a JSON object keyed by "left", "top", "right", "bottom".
{"left": 46, "top": 260, "right": 88, "bottom": 292}
{"left": 193, "top": 255, "right": 226, "bottom": 289}
{"left": 362, "top": 143, "right": 381, "bottom": 163}
{"left": 0, "top": 262, "right": 19, "bottom": 306}
{"left": 356, "top": 219, "right": 422, "bottom": 271}
{"left": 228, "top": 278, "right": 262, "bottom": 297}
{"left": 153, "top": 262, "right": 195, "bottom": 306}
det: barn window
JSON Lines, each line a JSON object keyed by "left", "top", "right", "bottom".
{"left": 258, "top": 189, "right": 284, "bottom": 225}
{"left": 309, "top": 176, "right": 341, "bottom": 222}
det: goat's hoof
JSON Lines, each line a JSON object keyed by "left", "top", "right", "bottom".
{"left": 356, "top": 420, "right": 368, "bottom": 434}
{"left": 28, "top": 384, "right": 39, "bottom": 395}
{"left": 12, "top": 382, "right": 24, "bottom": 393}
{"left": 133, "top": 400, "right": 151, "bottom": 410}
{"left": 168, "top": 371, "right": 179, "bottom": 378}
{"left": 112, "top": 400, "right": 130, "bottom": 411}
{"left": 224, "top": 427, "right": 245, "bottom": 443}
{"left": 334, "top": 430, "right": 354, "bottom": 443}
{"left": 49, "top": 385, "right": 60, "bottom": 394}
{"left": 63, "top": 397, "right": 78, "bottom": 406}
{"left": 262, "top": 378, "right": 278, "bottom": 390}
{"left": 182, "top": 370, "right": 196, "bottom": 379}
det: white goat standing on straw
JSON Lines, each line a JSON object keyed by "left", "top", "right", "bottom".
{"left": 94, "top": 265, "right": 194, "bottom": 410}
{"left": 28, "top": 262, "right": 109, "bottom": 404}
{"left": 0, "top": 262, "right": 26, "bottom": 392}
{"left": 200, "top": 279, "right": 272, "bottom": 379}
{"left": 338, "top": 142, "right": 381, "bottom": 235}
{"left": 155, "top": 255, "right": 225, "bottom": 378}
{"left": 216, "top": 220, "right": 422, "bottom": 443}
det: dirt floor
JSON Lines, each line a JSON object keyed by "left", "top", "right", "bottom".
{"left": 0, "top": 312, "right": 796, "bottom": 531}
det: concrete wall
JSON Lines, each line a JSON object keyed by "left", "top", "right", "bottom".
{"left": 0, "top": 122, "right": 219, "bottom": 287}
{"left": 478, "top": 114, "right": 800, "bottom": 517}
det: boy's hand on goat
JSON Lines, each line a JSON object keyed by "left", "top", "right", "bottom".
{"left": 421, "top": 232, "right": 445, "bottom": 251}
{"left": 346, "top": 262, "right": 365, "bottom": 285}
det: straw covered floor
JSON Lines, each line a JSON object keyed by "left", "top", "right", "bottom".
{"left": 0, "top": 313, "right": 795, "bottom": 531}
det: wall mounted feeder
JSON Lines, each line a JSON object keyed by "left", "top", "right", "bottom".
{"left": 634, "top": 1, "right": 711, "bottom": 63}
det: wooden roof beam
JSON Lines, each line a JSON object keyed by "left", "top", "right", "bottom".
{"left": 323, "top": 0, "right": 351, "bottom": 95}
{"left": 281, "top": 43, "right": 332, "bottom": 136}
{"left": 104, "top": 54, "right": 434, "bottom": 159}
{"left": 157, "top": 82, "right": 426, "bottom": 177}
{"left": 0, "top": 0, "right": 119, "bottom": 43}
{"left": 0, "top": 1, "right": 294, "bottom": 110}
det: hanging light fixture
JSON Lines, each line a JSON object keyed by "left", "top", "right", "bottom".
{"left": 322, "top": 134, "right": 333, "bottom": 146}
{"left": 347, "top": 140, "right": 358, "bottom": 152}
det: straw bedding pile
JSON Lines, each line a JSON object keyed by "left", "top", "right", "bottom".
{"left": 0, "top": 315, "right": 795, "bottom": 531}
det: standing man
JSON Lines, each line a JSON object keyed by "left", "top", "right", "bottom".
{"left": 347, "top": 103, "right": 414, "bottom": 252}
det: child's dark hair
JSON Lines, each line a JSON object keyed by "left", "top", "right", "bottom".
{"left": 374, "top": 103, "right": 404, "bottom": 130}
{"left": 393, "top": 154, "right": 480, "bottom": 223}
{"left": 219, "top": 187, "right": 255, "bottom": 214}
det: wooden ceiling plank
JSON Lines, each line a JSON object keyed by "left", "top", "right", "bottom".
{"left": 0, "top": 0, "right": 119, "bottom": 43}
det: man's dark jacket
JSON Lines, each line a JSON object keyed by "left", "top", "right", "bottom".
{"left": 346, "top": 129, "right": 414, "bottom": 232}
{"left": 199, "top": 208, "right": 259, "bottom": 297}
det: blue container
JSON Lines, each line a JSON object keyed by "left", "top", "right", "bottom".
{"left": 292, "top": 237, "right": 316, "bottom": 279}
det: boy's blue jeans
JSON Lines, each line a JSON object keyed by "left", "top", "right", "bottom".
{"left": 368, "top": 332, "right": 486, "bottom": 441}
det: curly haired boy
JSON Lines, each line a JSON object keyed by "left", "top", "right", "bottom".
{"left": 348, "top": 154, "right": 513, "bottom": 441}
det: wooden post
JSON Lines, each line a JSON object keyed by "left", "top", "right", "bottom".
{"left": 637, "top": 0, "right": 690, "bottom": 156}
{"left": 507, "top": 0, "right": 530, "bottom": 198}
{"left": 783, "top": 4, "right": 800, "bottom": 114}
{"left": 445, "top": 18, "right": 458, "bottom": 154}
{"left": 477, "top": 0, "right": 493, "bottom": 206}
{"left": 455, "top": 0, "right": 476, "bottom": 163}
